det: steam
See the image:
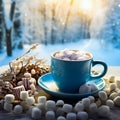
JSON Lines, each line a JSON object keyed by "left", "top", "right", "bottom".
{"left": 89, "top": 0, "right": 114, "bottom": 38}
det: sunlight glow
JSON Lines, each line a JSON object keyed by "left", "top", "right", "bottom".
{"left": 79, "top": 0, "right": 94, "bottom": 12}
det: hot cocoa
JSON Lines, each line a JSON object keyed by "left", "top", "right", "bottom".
{"left": 54, "top": 49, "right": 91, "bottom": 61}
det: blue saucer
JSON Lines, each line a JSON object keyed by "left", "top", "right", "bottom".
{"left": 38, "top": 73, "right": 105, "bottom": 99}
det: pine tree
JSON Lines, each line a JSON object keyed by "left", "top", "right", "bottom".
{"left": 0, "top": 0, "right": 4, "bottom": 53}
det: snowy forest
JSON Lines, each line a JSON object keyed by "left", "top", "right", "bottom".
{"left": 0, "top": 0, "right": 120, "bottom": 56}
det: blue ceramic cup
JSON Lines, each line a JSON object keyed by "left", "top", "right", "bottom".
{"left": 51, "top": 50, "right": 107, "bottom": 93}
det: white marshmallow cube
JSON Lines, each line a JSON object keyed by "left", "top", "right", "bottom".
{"left": 106, "top": 99, "right": 114, "bottom": 108}
{"left": 20, "top": 101, "right": 29, "bottom": 110}
{"left": 110, "top": 83, "right": 117, "bottom": 92}
{"left": 5, "top": 94, "right": 15, "bottom": 103}
{"left": 113, "top": 96, "right": 120, "bottom": 107}
{"left": 116, "top": 79, "right": 120, "bottom": 88}
{"left": 13, "top": 105, "right": 23, "bottom": 114}
{"left": 109, "top": 92, "right": 117, "bottom": 100}
{"left": 56, "top": 100, "right": 64, "bottom": 107}
{"left": 63, "top": 104, "right": 73, "bottom": 113}
{"left": 31, "top": 69, "right": 36, "bottom": 75}
{"left": 109, "top": 76, "right": 115, "bottom": 83}
{"left": 24, "top": 72, "right": 31, "bottom": 78}
{"left": 20, "top": 91, "right": 29, "bottom": 100}
{"left": 70, "top": 52, "right": 79, "bottom": 60}
{"left": 79, "top": 83, "right": 91, "bottom": 94}
{"left": 66, "top": 112, "right": 76, "bottom": 120}
{"left": 37, "top": 103, "right": 46, "bottom": 115}
{"left": 82, "top": 98, "right": 90, "bottom": 110}
{"left": 74, "top": 102, "right": 84, "bottom": 112}
{"left": 95, "top": 99, "right": 102, "bottom": 107}
{"left": 45, "top": 111, "right": 55, "bottom": 120}
{"left": 54, "top": 49, "right": 91, "bottom": 61}
{"left": 57, "top": 116, "right": 66, "bottom": 120}
{"left": 4, "top": 102, "right": 13, "bottom": 112}
{"left": 56, "top": 107, "right": 65, "bottom": 117}
{"left": 37, "top": 96, "right": 46, "bottom": 104}
{"left": 30, "top": 84, "right": 36, "bottom": 91}
{"left": 26, "top": 97, "right": 35, "bottom": 105}
{"left": 77, "top": 111, "right": 88, "bottom": 120}
{"left": 62, "top": 57, "right": 70, "bottom": 61}
{"left": 88, "top": 96, "right": 95, "bottom": 103}
{"left": 31, "top": 107, "right": 41, "bottom": 119}
{"left": 55, "top": 52, "right": 64, "bottom": 59}
{"left": 62, "top": 49, "right": 73, "bottom": 58}
{"left": 98, "top": 91, "right": 108, "bottom": 101}
{"left": 90, "top": 83, "right": 99, "bottom": 92}
{"left": 89, "top": 103, "right": 97, "bottom": 113}
{"left": 97, "top": 105, "right": 110, "bottom": 118}
{"left": 46, "top": 100, "right": 56, "bottom": 111}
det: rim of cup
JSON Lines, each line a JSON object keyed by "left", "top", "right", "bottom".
{"left": 51, "top": 50, "right": 93, "bottom": 62}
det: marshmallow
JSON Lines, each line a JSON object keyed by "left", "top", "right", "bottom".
{"left": 46, "top": 100, "right": 56, "bottom": 111}
{"left": 26, "top": 97, "right": 35, "bottom": 105}
{"left": 70, "top": 52, "right": 79, "bottom": 60}
{"left": 20, "top": 101, "right": 29, "bottom": 110}
{"left": 79, "top": 83, "right": 91, "bottom": 94}
{"left": 98, "top": 91, "right": 108, "bottom": 101}
{"left": 30, "top": 84, "right": 36, "bottom": 92}
{"left": 32, "top": 107, "right": 41, "bottom": 119}
{"left": 56, "top": 100, "right": 64, "bottom": 107}
{"left": 45, "top": 111, "right": 55, "bottom": 120}
{"left": 89, "top": 83, "right": 99, "bottom": 92}
{"left": 77, "top": 111, "right": 88, "bottom": 120}
{"left": 88, "top": 96, "right": 95, "bottom": 103}
{"left": 82, "top": 98, "right": 90, "bottom": 110}
{"left": 57, "top": 116, "right": 66, "bottom": 120}
{"left": 109, "top": 92, "right": 117, "bottom": 100}
{"left": 5, "top": 94, "right": 15, "bottom": 103}
{"left": 55, "top": 52, "right": 64, "bottom": 59}
{"left": 109, "top": 76, "right": 115, "bottom": 83}
{"left": 116, "top": 79, "right": 120, "bottom": 88}
{"left": 89, "top": 103, "right": 97, "bottom": 113}
{"left": 54, "top": 49, "right": 91, "bottom": 61}
{"left": 106, "top": 99, "right": 114, "bottom": 108}
{"left": 37, "top": 103, "right": 46, "bottom": 115}
{"left": 113, "top": 96, "right": 120, "bottom": 107}
{"left": 62, "top": 57, "right": 70, "bottom": 61}
{"left": 110, "top": 83, "right": 117, "bottom": 92}
{"left": 63, "top": 104, "right": 73, "bottom": 113}
{"left": 20, "top": 91, "right": 29, "bottom": 100}
{"left": 13, "top": 105, "right": 23, "bottom": 114}
{"left": 66, "top": 112, "right": 76, "bottom": 120}
{"left": 31, "top": 69, "right": 36, "bottom": 75}
{"left": 4, "top": 102, "right": 13, "bottom": 112}
{"left": 30, "top": 78, "right": 36, "bottom": 85}
{"left": 62, "top": 49, "right": 73, "bottom": 58}
{"left": 97, "top": 105, "right": 110, "bottom": 118}
{"left": 95, "top": 99, "right": 102, "bottom": 107}
{"left": 74, "top": 102, "right": 84, "bottom": 112}
{"left": 37, "top": 96, "right": 47, "bottom": 104}
{"left": 56, "top": 107, "right": 65, "bottom": 117}
{"left": 24, "top": 72, "right": 31, "bottom": 78}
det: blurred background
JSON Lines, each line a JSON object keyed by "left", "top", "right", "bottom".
{"left": 0, "top": 0, "right": 120, "bottom": 66}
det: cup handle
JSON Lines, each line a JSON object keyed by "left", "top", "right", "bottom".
{"left": 90, "top": 61, "right": 108, "bottom": 80}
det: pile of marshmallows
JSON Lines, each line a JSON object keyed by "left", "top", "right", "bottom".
{"left": 1, "top": 76, "right": 120, "bottom": 120}
{"left": 54, "top": 49, "right": 91, "bottom": 61}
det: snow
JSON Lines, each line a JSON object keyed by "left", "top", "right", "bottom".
{"left": 0, "top": 39, "right": 120, "bottom": 67}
